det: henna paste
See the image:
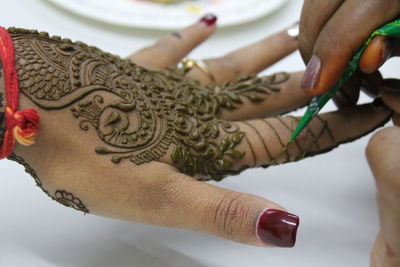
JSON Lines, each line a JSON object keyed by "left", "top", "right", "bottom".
{"left": 8, "top": 27, "right": 289, "bottom": 180}
{"left": 8, "top": 153, "right": 89, "bottom": 213}
{"left": 54, "top": 190, "right": 89, "bottom": 213}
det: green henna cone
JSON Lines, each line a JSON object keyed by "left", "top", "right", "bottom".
{"left": 290, "top": 17, "right": 400, "bottom": 144}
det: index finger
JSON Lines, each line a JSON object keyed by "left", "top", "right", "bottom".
{"left": 301, "top": 0, "right": 400, "bottom": 96}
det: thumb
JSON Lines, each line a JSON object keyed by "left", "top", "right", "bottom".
{"left": 144, "top": 172, "right": 300, "bottom": 247}
{"left": 366, "top": 127, "right": 400, "bottom": 265}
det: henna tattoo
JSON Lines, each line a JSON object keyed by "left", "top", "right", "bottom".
{"left": 260, "top": 118, "right": 290, "bottom": 163}
{"left": 54, "top": 190, "right": 89, "bottom": 213}
{"left": 8, "top": 27, "right": 289, "bottom": 180}
{"left": 242, "top": 121, "right": 273, "bottom": 163}
{"left": 7, "top": 153, "right": 89, "bottom": 213}
{"left": 0, "top": 60, "right": 5, "bottom": 146}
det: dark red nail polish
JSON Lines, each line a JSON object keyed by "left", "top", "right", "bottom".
{"left": 256, "top": 209, "right": 299, "bottom": 248}
{"left": 200, "top": 13, "right": 218, "bottom": 27}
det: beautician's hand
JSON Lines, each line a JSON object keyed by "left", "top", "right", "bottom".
{"left": 9, "top": 16, "right": 391, "bottom": 248}
{"left": 298, "top": 0, "right": 400, "bottom": 105}
{"left": 367, "top": 83, "right": 400, "bottom": 266}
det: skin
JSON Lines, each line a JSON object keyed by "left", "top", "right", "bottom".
{"left": 299, "top": 1, "right": 400, "bottom": 264}
{"left": 1, "top": 21, "right": 392, "bottom": 247}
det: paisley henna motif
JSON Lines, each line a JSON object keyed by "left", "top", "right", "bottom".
{"left": 9, "top": 27, "right": 289, "bottom": 180}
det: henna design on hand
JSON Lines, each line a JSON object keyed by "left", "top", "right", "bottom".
{"left": 8, "top": 28, "right": 290, "bottom": 180}
{"left": 8, "top": 153, "right": 89, "bottom": 213}
{"left": 54, "top": 190, "right": 89, "bottom": 213}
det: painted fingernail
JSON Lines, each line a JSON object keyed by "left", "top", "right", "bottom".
{"left": 381, "top": 79, "right": 400, "bottom": 94}
{"left": 301, "top": 55, "right": 322, "bottom": 91}
{"left": 256, "top": 209, "right": 299, "bottom": 248}
{"left": 199, "top": 13, "right": 218, "bottom": 27}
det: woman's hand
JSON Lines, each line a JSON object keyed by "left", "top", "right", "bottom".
{"left": 8, "top": 16, "right": 391, "bottom": 248}
{"left": 367, "top": 83, "right": 400, "bottom": 266}
{"left": 298, "top": 0, "right": 400, "bottom": 104}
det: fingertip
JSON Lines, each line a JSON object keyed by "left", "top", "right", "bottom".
{"left": 198, "top": 13, "right": 218, "bottom": 28}
{"left": 256, "top": 208, "right": 300, "bottom": 248}
{"left": 359, "top": 36, "right": 386, "bottom": 74}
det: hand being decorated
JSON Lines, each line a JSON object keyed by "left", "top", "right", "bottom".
{"left": 0, "top": 15, "right": 391, "bottom": 247}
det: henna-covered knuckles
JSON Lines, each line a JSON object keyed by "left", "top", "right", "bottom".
{"left": 9, "top": 27, "right": 289, "bottom": 181}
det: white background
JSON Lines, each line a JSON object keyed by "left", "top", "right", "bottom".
{"left": 0, "top": 1, "right": 398, "bottom": 266}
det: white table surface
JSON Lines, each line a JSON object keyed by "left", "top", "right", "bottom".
{"left": 0, "top": 1, "right": 398, "bottom": 266}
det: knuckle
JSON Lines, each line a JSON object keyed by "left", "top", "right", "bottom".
{"left": 213, "top": 191, "right": 250, "bottom": 238}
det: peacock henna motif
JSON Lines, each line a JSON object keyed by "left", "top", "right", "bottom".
{"left": 9, "top": 27, "right": 289, "bottom": 180}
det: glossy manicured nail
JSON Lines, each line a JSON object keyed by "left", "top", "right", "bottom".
{"left": 302, "top": 55, "right": 322, "bottom": 91}
{"left": 199, "top": 13, "right": 218, "bottom": 27}
{"left": 381, "top": 79, "right": 400, "bottom": 94}
{"left": 256, "top": 209, "right": 299, "bottom": 248}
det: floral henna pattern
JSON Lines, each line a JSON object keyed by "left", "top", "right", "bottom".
{"left": 54, "top": 190, "right": 89, "bottom": 213}
{"left": 9, "top": 27, "right": 289, "bottom": 180}
{"left": 8, "top": 153, "right": 89, "bottom": 213}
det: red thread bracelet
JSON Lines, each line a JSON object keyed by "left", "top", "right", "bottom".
{"left": 0, "top": 26, "right": 40, "bottom": 159}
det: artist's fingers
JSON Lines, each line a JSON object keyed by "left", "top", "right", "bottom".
{"left": 332, "top": 74, "right": 360, "bottom": 108}
{"left": 366, "top": 127, "right": 400, "bottom": 266}
{"left": 359, "top": 71, "right": 382, "bottom": 98}
{"left": 132, "top": 170, "right": 300, "bottom": 247}
{"left": 359, "top": 36, "right": 400, "bottom": 74}
{"left": 380, "top": 79, "right": 400, "bottom": 125}
{"left": 128, "top": 14, "right": 217, "bottom": 69}
{"left": 299, "top": 0, "right": 345, "bottom": 62}
{"left": 227, "top": 101, "right": 391, "bottom": 168}
{"left": 217, "top": 72, "right": 313, "bottom": 121}
{"left": 186, "top": 24, "right": 299, "bottom": 84}
{"left": 300, "top": 0, "right": 400, "bottom": 96}
{"left": 332, "top": 71, "right": 383, "bottom": 108}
